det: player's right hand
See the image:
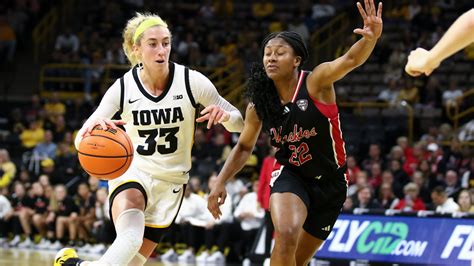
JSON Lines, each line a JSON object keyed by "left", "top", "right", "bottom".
{"left": 207, "top": 182, "right": 227, "bottom": 220}
{"left": 82, "top": 118, "right": 126, "bottom": 137}
{"left": 405, "top": 48, "right": 440, "bottom": 77}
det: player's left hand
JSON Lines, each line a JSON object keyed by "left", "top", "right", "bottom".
{"left": 196, "top": 105, "right": 230, "bottom": 129}
{"left": 354, "top": 0, "right": 383, "bottom": 41}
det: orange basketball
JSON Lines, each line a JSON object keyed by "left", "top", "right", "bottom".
{"left": 78, "top": 126, "right": 133, "bottom": 180}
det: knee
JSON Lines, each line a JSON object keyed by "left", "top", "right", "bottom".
{"left": 121, "top": 228, "right": 143, "bottom": 250}
{"left": 274, "top": 226, "right": 300, "bottom": 248}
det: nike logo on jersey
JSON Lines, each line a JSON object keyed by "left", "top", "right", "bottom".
{"left": 129, "top": 98, "right": 140, "bottom": 104}
{"left": 172, "top": 187, "right": 181, "bottom": 193}
{"left": 173, "top": 95, "right": 183, "bottom": 100}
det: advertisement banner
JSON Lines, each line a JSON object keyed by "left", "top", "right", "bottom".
{"left": 316, "top": 214, "right": 473, "bottom": 265}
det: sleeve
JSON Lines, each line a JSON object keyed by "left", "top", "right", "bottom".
{"left": 74, "top": 79, "right": 122, "bottom": 149}
{"left": 189, "top": 70, "right": 244, "bottom": 133}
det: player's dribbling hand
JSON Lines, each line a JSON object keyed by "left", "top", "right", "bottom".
{"left": 196, "top": 105, "right": 230, "bottom": 129}
{"left": 207, "top": 183, "right": 227, "bottom": 220}
{"left": 82, "top": 118, "right": 126, "bottom": 137}
{"left": 405, "top": 48, "right": 440, "bottom": 77}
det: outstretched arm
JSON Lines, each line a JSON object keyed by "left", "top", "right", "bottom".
{"left": 207, "top": 104, "right": 262, "bottom": 219}
{"left": 307, "top": 0, "right": 383, "bottom": 102}
{"left": 405, "top": 8, "right": 474, "bottom": 76}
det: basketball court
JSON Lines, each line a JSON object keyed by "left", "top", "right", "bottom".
{"left": 0, "top": 248, "right": 169, "bottom": 266}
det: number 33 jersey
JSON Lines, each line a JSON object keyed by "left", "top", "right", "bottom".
{"left": 119, "top": 63, "right": 198, "bottom": 184}
{"left": 269, "top": 71, "right": 347, "bottom": 181}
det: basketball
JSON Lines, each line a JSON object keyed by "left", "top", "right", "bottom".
{"left": 78, "top": 126, "right": 134, "bottom": 180}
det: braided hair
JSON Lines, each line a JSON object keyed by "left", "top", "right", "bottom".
{"left": 245, "top": 31, "right": 308, "bottom": 130}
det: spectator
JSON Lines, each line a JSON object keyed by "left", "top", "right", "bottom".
{"left": 233, "top": 180, "right": 265, "bottom": 259}
{"left": 431, "top": 186, "right": 460, "bottom": 213}
{"left": 378, "top": 182, "right": 398, "bottom": 209}
{"left": 288, "top": 12, "right": 310, "bottom": 45}
{"left": 0, "top": 14, "right": 16, "bottom": 63}
{"left": 23, "top": 182, "right": 49, "bottom": 248}
{"left": 368, "top": 162, "right": 383, "bottom": 189}
{"left": 0, "top": 149, "right": 16, "bottom": 189}
{"left": 5, "top": 182, "right": 34, "bottom": 247}
{"left": 441, "top": 79, "right": 463, "bottom": 107}
{"left": 353, "top": 185, "right": 381, "bottom": 209}
{"left": 397, "top": 78, "right": 419, "bottom": 105}
{"left": 412, "top": 171, "right": 432, "bottom": 203}
{"left": 379, "top": 170, "right": 403, "bottom": 198}
{"left": 174, "top": 186, "right": 211, "bottom": 263}
{"left": 33, "top": 130, "right": 57, "bottom": 160}
{"left": 456, "top": 189, "right": 474, "bottom": 213}
{"left": 54, "top": 28, "right": 80, "bottom": 54}
{"left": 311, "top": 0, "right": 335, "bottom": 21}
{"left": 88, "top": 188, "right": 114, "bottom": 254}
{"left": 48, "top": 184, "right": 79, "bottom": 249}
{"left": 0, "top": 188, "right": 12, "bottom": 245}
{"left": 444, "top": 170, "right": 460, "bottom": 197}
{"left": 346, "top": 155, "right": 361, "bottom": 185}
{"left": 225, "top": 175, "right": 247, "bottom": 208}
{"left": 198, "top": 175, "right": 233, "bottom": 263}
{"left": 387, "top": 145, "right": 405, "bottom": 163}
{"left": 361, "top": 143, "right": 384, "bottom": 172}
{"left": 20, "top": 120, "right": 45, "bottom": 150}
{"left": 378, "top": 78, "right": 399, "bottom": 104}
{"left": 256, "top": 148, "right": 275, "bottom": 257}
{"left": 392, "top": 182, "right": 426, "bottom": 211}
{"left": 44, "top": 92, "right": 66, "bottom": 121}
{"left": 461, "top": 159, "right": 474, "bottom": 189}
{"left": 76, "top": 182, "right": 96, "bottom": 247}
{"left": 347, "top": 171, "right": 369, "bottom": 197}
{"left": 252, "top": 0, "right": 274, "bottom": 20}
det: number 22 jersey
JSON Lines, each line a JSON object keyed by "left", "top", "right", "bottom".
{"left": 269, "top": 71, "right": 347, "bottom": 181}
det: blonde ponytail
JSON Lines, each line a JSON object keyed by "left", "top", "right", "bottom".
{"left": 122, "top": 12, "right": 168, "bottom": 66}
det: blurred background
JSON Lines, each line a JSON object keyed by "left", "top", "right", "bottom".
{"left": 0, "top": 0, "right": 473, "bottom": 265}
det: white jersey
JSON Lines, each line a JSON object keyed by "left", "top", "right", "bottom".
{"left": 76, "top": 62, "right": 243, "bottom": 184}
{"left": 121, "top": 63, "right": 196, "bottom": 183}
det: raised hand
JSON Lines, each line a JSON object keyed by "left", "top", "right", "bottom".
{"left": 354, "top": 0, "right": 383, "bottom": 41}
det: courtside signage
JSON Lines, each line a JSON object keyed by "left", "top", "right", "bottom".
{"left": 316, "top": 214, "right": 473, "bottom": 265}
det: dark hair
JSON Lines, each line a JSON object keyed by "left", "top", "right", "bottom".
{"left": 432, "top": 186, "right": 446, "bottom": 196}
{"left": 245, "top": 31, "right": 308, "bottom": 130}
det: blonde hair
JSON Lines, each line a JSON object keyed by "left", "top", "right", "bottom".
{"left": 122, "top": 12, "right": 169, "bottom": 66}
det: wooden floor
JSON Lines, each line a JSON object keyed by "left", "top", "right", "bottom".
{"left": 0, "top": 248, "right": 179, "bottom": 266}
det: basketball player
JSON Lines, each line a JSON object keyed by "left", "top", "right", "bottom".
{"left": 54, "top": 13, "right": 243, "bottom": 266}
{"left": 208, "top": 1, "right": 383, "bottom": 265}
{"left": 405, "top": 8, "right": 474, "bottom": 76}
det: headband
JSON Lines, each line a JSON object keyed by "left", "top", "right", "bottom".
{"left": 133, "top": 18, "right": 168, "bottom": 44}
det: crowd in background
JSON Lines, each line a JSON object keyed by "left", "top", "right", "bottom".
{"left": 0, "top": 0, "right": 473, "bottom": 264}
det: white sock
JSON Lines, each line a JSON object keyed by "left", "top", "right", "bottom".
{"left": 97, "top": 208, "right": 145, "bottom": 265}
{"left": 129, "top": 253, "right": 147, "bottom": 266}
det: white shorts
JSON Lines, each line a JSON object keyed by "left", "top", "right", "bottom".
{"left": 108, "top": 165, "right": 185, "bottom": 229}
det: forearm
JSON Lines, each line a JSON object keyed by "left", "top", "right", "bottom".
{"left": 346, "top": 37, "right": 378, "bottom": 66}
{"left": 221, "top": 109, "right": 244, "bottom": 133}
{"left": 216, "top": 143, "right": 252, "bottom": 185}
{"left": 428, "top": 9, "right": 474, "bottom": 65}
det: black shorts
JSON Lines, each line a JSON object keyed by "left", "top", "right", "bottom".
{"left": 270, "top": 166, "right": 347, "bottom": 240}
